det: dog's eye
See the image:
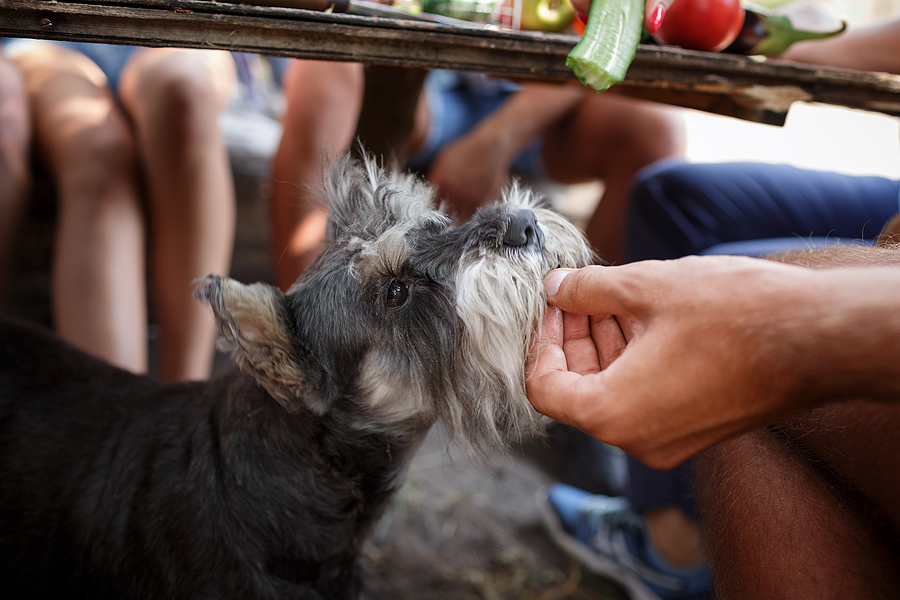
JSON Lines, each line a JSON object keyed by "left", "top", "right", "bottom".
{"left": 386, "top": 280, "right": 409, "bottom": 310}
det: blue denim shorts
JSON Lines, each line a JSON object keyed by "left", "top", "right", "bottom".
{"left": 406, "top": 70, "right": 547, "bottom": 181}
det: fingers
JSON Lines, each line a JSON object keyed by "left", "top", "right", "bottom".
{"left": 559, "top": 311, "right": 601, "bottom": 375}
{"left": 527, "top": 305, "right": 568, "bottom": 379}
{"left": 544, "top": 264, "right": 648, "bottom": 318}
{"left": 532, "top": 297, "right": 626, "bottom": 376}
{"left": 644, "top": 0, "right": 677, "bottom": 33}
{"left": 542, "top": 266, "right": 632, "bottom": 371}
{"left": 525, "top": 310, "right": 593, "bottom": 426}
{"left": 591, "top": 314, "right": 627, "bottom": 369}
{"left": 570, "top": 0, "right": 676, "bottom": 34}
{"left": 526, "top": 367, "right": 592, "bottom": 428}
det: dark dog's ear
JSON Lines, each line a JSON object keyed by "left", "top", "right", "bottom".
{"left": 195, "top": 275, "right": 327, "bottom": 414}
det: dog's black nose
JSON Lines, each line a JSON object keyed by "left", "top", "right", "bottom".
{"left": 503, "top": 210, "right": 542, "bottom": 249}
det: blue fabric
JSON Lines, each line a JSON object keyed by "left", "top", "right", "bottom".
{"left": 405, "top": 70, "right": 546, "bottom": 180}
{"left": 626, "top": 455, "right": 696, "bottom": 518}
{"left": 625, "top": 159, "right": 900, "bottom": 263}
{"left": 61, "top": 43, "right": 138, "bottom": 92}
{"left": 699, "top": 236, "right": 872, "bottom": 257}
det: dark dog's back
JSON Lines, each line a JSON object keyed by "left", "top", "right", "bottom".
{"left": 0, "top": 319, "right": 386, "bottom": 599}
{"left": 0, "top": 319, "right": 204, "bottom": 597}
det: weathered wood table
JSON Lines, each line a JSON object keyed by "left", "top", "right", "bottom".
{"left": 2, "top": 0, "right": 900, "bottom": 157}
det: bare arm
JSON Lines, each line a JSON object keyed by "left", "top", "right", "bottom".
{"left": 427, "top": 82, "right": 586, "bottom": 217}
{"left": 526, "top": 255, "right": 900, "bottom": 470}
{"left": 781, "top": 19, "right": 900, "bottom": 74}
{"left": 467, "top": 83, "right": 587, "bottom": 160}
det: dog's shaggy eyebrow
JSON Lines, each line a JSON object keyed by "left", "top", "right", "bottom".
{"left": 348, "top": 223, "right": 416, "bottom": 280}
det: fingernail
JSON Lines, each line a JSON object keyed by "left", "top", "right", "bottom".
{"left": 544, "top": 269, "right": 571, "bottom": 297}
{"left": 647, "top": 4, "right": 665, "bottom": 34}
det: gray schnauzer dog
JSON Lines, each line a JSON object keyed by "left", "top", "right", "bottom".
{"left": 0, "top": 154, "right": 593, "bottom": 599}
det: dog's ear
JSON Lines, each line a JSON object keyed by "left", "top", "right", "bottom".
{"left": 194, "top": 275, "right": 327, "bottom": 413}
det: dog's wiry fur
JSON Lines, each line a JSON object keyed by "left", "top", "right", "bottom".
{"left": 0, "top": 154, "right": 593, "bottom": 599}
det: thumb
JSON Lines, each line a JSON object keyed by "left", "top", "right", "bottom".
{"left": 544, "top": 265, "right": 638, "bottom": 317}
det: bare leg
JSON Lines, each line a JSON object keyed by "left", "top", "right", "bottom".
{"left": 643, "top": 506, "right": 703, "bottom": 568}
{"left": 118, "top": 49, "right": 236, "bottom": 382}
{"left": 13, "top": 46, "right": 148, "bottom": 372}
{"left": 695, "top": 401, "right": 900, "bottom": 599}
{"left": 541, "top": 93, "right": 685, "bottom": 265}
{"left": 0, "top": 56, "right": 31, "bottom": 308}
{"left": 270, "top": 60, "right": 364, "bottom": 291}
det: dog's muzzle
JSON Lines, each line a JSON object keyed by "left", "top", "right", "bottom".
{"left": 504, "top": 209, "right": 545, "bottom": 252}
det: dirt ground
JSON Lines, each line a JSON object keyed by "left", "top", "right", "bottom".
{"left": 357, "top": 424, "right": 632, "bottom": 600}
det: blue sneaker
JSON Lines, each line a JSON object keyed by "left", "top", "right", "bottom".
{"left": 537, "top": 484, "right": 711, "bottom": 600}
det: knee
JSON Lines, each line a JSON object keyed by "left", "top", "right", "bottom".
{"left": 283, "top": 60, "right": 363, "bottom": 108}
{"left": 124, "top": 56, "right": 232, "bottom": 145}
{"left": 618, "top": 109, "right": 686, "bottom": 170}
{"left": 629, "top": 158, "right": 692, "bottom": 207}
{"left": 55, "top": 119, "right": 137, "bottom": 203}
{"left": 280, "top": 60, "right": 364, "bottom": 151}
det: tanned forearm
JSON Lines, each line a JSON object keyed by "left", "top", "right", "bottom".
{"left": 468, "top": 83, "right": 587, "bottom": 161}
{"left": 782, "top": 20, "right": 900, "bottom": 74}
{"left": 771, "top": 248, "right": 900, "bottom": 405}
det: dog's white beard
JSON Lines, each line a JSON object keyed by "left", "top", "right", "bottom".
{"left": 451, "top": 249, "right": 548, "bottom": 453}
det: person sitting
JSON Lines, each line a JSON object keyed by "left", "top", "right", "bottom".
{"left": 6, "top": 41, "right": 237, "bottom": 381}
{"left": 532, "top": 3, "right": 900, "bottom": 598}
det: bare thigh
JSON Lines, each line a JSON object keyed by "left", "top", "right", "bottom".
{"left": 118, "top": 47, "right": 236, "bottom": 119}
{"left": 541, "top": 92, "right": 685, "bottom": 184}
{"left": 11, "top": 45, "right": 132, "bottom": 173}
{"left": 695, "top": 400, "right": 900, "bottom": 599}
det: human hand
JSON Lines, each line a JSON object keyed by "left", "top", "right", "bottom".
{"left": 427, "top": 130, "right": 513, "bottom": 220}
{"left": 526, "top": 256, "right": 847, "bottom": 469}
{"left": 569, "top": 0, "right": 677, "bottom": 33}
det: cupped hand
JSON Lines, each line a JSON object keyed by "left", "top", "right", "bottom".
{"left": 526, "top": 256, "right": 832, "bottom": 469}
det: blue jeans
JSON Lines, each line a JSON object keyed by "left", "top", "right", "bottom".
{"left": 625, "top": 159, "right": 900, "bottom": 262}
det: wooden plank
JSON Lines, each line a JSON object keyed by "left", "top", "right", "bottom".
{"left": 2, "top": 0, "right": 900, "bottom": 125}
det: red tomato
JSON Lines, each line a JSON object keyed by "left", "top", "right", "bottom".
{"left": 572, "top": 13, "right": 586, "bottom": 35}
{"left": 653, "top": 0, "right": 745, "bottom": 52}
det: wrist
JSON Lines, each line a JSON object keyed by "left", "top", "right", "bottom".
{"left": 469, "top": 119, "right": 522, "bottom": 164}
